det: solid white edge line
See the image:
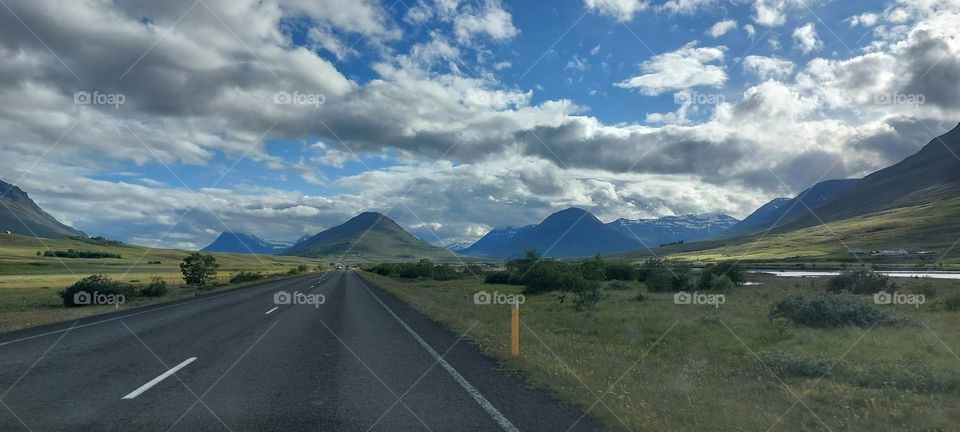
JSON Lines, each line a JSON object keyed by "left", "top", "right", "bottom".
{"left": 355, "top": 273, "right": 521, "bottom": 432}
{"left": 122, "top": 357, "right": 197, "bottom": 399}
{"left": 264, "top": 306, "right": 279, "bottom": 315}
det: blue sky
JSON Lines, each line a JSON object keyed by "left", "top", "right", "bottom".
{"left": 1, "top": 0, "right": 958, "bottom": 248}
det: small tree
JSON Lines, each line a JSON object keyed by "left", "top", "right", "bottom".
{"left": 180, "top": 252, "right": 219, "bottom": 288}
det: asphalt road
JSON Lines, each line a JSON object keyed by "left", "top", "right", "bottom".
{"left": 0, "top": 271, "right": 599, "bottom": 431}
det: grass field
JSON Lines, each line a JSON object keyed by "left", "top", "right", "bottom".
{"left": 610, "top": 198, "right": 960, "bottom": 268}
{"left": 362, "top": 271, "right": 960, "bottom": 431}
{"left": 0, "top": 234, "right": 324, "bottom": 332}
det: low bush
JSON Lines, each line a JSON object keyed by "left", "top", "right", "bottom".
{"left": 139, "top": 277, "right": 168, "bottom": 297}
{"left": 769, "top": 293, "right": 897, "bottom": 328}
{"left": 606, "top": 280, "right": 635, "bottom": 290}
{"left": 520, "top": 260, "right": 584, "bottom": 294}
{"left": 484, "top": 271, "right": 517, "bottom": 285}
{"left": 59, "top": 275, "right": 136, "bottom": 307}
{"left": 604, "top": 263, "right": 638, "bottom": 281}
{"left": 573, "top": 280, "right": 607, "bottom": 311}
{"left": 934, "top": 294, "right": 960, "bottom": 312}
{"left": 700, "top": 274, "right": 735, "bottom": 292}
{"left": 759, "top": 350, "right": 833, "bottom": 378}
{"left": 827, "top": 269, "right": 891, "bottom": 294}
{"left": 230, "top": 271, "right": 265, "bottom": 283}
{"left": 368, "top": 260, "right": 469, "bottom": 281}
{"left": 639, "top": 258, "right": 693, "bottom": 292}
{"left": 698, "top": 262, "right": 746, "bottom": 286}
{"left": 41, "top": 249, "right": 122, "bottom": 259}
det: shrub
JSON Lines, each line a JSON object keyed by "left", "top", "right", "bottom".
{"left": 297, "top": 264, "right": 309, "bottom": 273}
{"left": 769, "top": 293, "right": 896, "bottom": 328}
{"left": 573, "top": 280, "right": 607, "bottom": 311}
{"left": 484, "top": 271, "right": 516, "bottom": 285}
{"left": 759, "top": 350, "right": 833, "bottom": 378}
{"left": 230, "top": 271, "right": 265, "bottom": 284}
{"left": 827, "top": 269, "right": 891, "bottom": 294}
{"left": 701, "top": 274, "right": 735, "bottom": 292}
{"left": 42, "top": 249, "right": 122, "bottom": 259}
{"left": 520, "top": 260, "right": 583, "bottom": 294}
{"left": 139, "top": 277, "right": 168, "bottom": 297}
{"left": 579, "top": 255, "right": 608, "bottom": 281}
{"left": 59, "top": 275, "right": 136, "bottom": 307}
{"left": 939, "top": 294, "right": 960, "bottom": 312}
{"left": 639, "top": 258, "right": 693, "bottom": 292}
{"left": 604, "top": 263, "right": 637, "bottom": 281}
{"left": 698, "top": 262, "right": 746, "bottom": 289}
{"left": 180, "top": 252, "right": 219, "bottom": 288}
{"left": 607, "top": 280, "right": 634, "bottom": 291}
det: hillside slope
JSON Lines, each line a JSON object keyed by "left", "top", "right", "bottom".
{"left": 783, "top": 123, "right": 960, "bottom": 229}
{"left": 0, "top": 180, "right": 85, "bottom": 239}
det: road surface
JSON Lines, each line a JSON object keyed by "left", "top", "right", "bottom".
{"left": 0, "top": 271, "right": 599, "bottom": 431}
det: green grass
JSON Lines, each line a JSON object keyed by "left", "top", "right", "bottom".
{"left": 610, "top": 198, "right": 960, "bottom": 267}
{"left": 363, "top": 271, "right": 960, "bottom": 431}
{"left": 0, "top": 234, "right": 324, "bottom": 332}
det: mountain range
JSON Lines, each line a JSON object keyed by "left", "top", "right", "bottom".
{"left": 0, "top": 180, "right": 85, "bottom": 239}
{"left": 458, "top": 209, "right": 740, "bottom": 259}
{"left": 4, "top": 123, "right": 959, "bottom": 262}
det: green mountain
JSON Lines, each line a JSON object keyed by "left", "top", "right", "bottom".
{"left": 0, "top": 180, "right": 85, "bottom": 239}
{"left": 283, "top": 212, "right": 460, "bottom": 262}
{"left": 782, "top": 123, "right": 960, "bottom": 229}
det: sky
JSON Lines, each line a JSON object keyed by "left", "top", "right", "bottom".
{"left": 1, "top": 0, "right": 959, "bottom": 249}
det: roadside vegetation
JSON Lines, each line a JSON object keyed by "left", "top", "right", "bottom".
{"left": 362, "top": 257, "right": 960, "bottom": 431}
{"left": 0, "top": 235, "right": 323, "bottom": 331}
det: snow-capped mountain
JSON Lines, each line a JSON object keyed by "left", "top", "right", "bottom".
{"left": 607, "top": 213, "right": 739, "bottom": 247}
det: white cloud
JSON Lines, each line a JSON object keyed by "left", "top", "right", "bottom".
{"left": 752, "top": 0, "right": 812, "bottom": 27}
{"left": 744, "top": 24, "right": 757, "bottom": 38}
{"left": 584, "top": 0, "right": 649, "bottom": 22}
{"left": 614, "top": 42, "right": 727, "bottom": 95}
{"left": 792, "top": 23, "right": 823, "bottom": 54}
{"left": 660, "top": 0, "right": 716, "bottom": 14}
{"left": 707, "top": 19, "right": 738, "bottom": 37}
{"left": 743, "top": 55, "right": 796, "bottom": 80}
{"left": 2, "top": 0, "right": 960, "bottom": 248}
{"left": 848, "top": 12, "right": 880, "bottom": 27}
{"left": 453, "top": 0, "right": 519, "bottom": 43}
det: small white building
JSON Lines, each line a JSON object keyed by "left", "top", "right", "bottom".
{"left": 871, "top": 249, "right": 908, "bottom": 256}
{"left": 848, "top": 248, "right": 864, "bottom": 255}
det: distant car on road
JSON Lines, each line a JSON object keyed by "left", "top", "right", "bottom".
{"left": 335, "top": 263, "right": 344, "bottom": 270}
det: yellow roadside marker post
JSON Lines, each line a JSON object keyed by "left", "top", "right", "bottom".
{"left": 511, "top": 301, "right": 520, "bottom": 357}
